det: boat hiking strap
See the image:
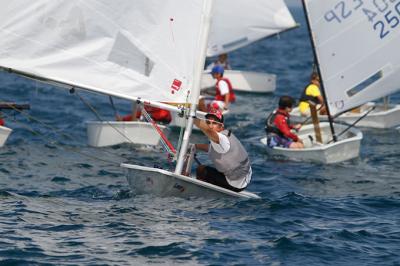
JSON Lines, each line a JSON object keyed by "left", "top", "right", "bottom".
{"left": 327, "top": 106, "right": 376, "bottom": 144}
{"left": 74, "top": 90, "right": 137, "bottom": 146}
{"left": 141, "top": 107, "right": 176, "bottom": 157}
{"left": 0, "top": 99, "right": 124, "bottom": 166}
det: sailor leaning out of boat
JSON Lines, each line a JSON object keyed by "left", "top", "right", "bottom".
{"left": 193, "top": 108, "right": 252, "bottom": 192}
{"left": 265, "top": 95, "right": 304, "bottom": 149}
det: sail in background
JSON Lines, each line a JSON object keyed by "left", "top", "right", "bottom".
{"left": 304, "top": 0, "right": 400, "bottom": 116}
{"left": 207, "top": 0, "right": 297, "bottom": 56}
{"left": 0, "top": 0, "right": 206, "bottom": 104}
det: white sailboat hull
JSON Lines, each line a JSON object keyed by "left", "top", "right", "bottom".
{"left": 121, "top": 164, "right": 260, "bottom": 199}
{"left": 261, "top": 123, "right": 362, "bottom": 164}
{"left": 201, "top": 70, "right": 276, "bottom": 93}
{"left": 86, "top": 121, "right": 168, "bottom": 147}
{"left": 290, "top": 102, "right": 400, "bottom": 129}
{"left": 0, "top": 126, "right": 12, "bottom": 147}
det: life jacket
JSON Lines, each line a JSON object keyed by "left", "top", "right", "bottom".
{"left": 299, "top": 83, "right": 321, "bottom": 105}
{"left": 208, "top": 129, "right": 251, "bottom": 189}
{"left": 215, "top": 78, "right": 236, "bottom": 103}
{"left": 0, "top": 118, "right": 4, "bottom": 126}
{"left": 144, "top": 106, "right": 171, "bottom": 124}
{"left": 120, "top": 107, "right": 171, "bottom": 124}
{"left": 264, "top": 109, "right": 290, "bottom": 137}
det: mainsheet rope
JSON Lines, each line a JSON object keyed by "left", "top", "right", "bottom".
{"left": 0, "top": 100, "right": 124, "bottom": 166}
{"left": 141, "top": 107, "right": 176, "bottom": 161}
{"left": 74, "top": 90, "right": 137, "bottom": 146}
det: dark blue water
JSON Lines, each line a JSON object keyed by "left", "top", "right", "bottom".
{"left": 1, "top": 7, "right": 400, "bottom": 265}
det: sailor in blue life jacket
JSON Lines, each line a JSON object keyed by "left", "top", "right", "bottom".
{"left": 198, "top": 65, "right": 236, "bottom": 112}
{"left": 265, "top": 95, "right": 304, "bottom": 149}
{"left": 194, "top": 108, "right": 251, "bottom": 192}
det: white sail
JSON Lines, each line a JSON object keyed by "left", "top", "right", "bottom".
{"left": 0, "top": 0, "right": 206, "bottom": 104}
{"left": 207, "top": 0, "right": 297, "bottom": 56}
{"left": 304, "top": 0, "right": 400, "bottom": 116}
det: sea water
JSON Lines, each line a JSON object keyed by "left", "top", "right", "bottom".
{"left": 1, "top": 7, "right": 400, "bottom": 265}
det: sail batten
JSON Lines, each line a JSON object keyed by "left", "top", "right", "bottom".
{"left": 304, "top": 0, "right": 400, "bottom": 116}
{"left": 0, "top": 0, "right": 207, "bottom": 104}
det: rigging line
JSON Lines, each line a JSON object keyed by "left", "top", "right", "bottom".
{"left": 2, "top": 113, "right": 122, "bottom": 165}
{"left": 299, "top": 105, "right": 323, "bottom": 125}
{"left": 0, "top": 111, "right": 37, "bottom": 135}
{"left": 0, "top": 98, "right": 126, "bottom": 164}
{"left": 141, "top": 108, "right": 176, "bottom": 155}
{"left": 327, "top": 106, "right": 376, "bottom": 144}
{"left": 109, "top": 96, "right": 119, "bottom": 119}
{"left": 0, "top": 99, "right": 63, "bottom": 133}
{"left": 141, "top": 108, "right": 176, "bottom": 169}
{"left": 74, "top": 91, "right": 137, "bottom": 146}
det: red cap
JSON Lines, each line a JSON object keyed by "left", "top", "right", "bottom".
{"left": 206, "top": 107, "right": 223, "bottom": 123}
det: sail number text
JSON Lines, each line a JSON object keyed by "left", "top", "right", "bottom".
{"left": 324, "top": 0, "right": 400, "bottom": 39}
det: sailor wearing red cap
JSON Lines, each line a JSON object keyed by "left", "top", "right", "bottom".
{"left": 194, "top": 108, "right": 251, "bottom": 192}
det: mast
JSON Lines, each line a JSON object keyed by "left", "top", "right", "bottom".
{"left": 301, "top": 0, "right": 337, "bottom": 142}
{"left": 175, "top": 0, "right": 214, "bottom": 174}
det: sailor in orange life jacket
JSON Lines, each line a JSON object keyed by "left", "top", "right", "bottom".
{"left": 265, "top": 95, "right": 304, "bottom": 149}
{"left": 116, "top": 105, "right": 171, "bottom": 124}
{"left": 198, "top": 65, "right": 236, "bottom": 112}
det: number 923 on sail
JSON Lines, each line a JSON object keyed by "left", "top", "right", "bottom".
{"left": 323, "top": 0, "right": 400, "bottom": 39}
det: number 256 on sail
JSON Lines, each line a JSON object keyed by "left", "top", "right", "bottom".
{"left": 323, "top": 0, "right": 400, "bottom": 39}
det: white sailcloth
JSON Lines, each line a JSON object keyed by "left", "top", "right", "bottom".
{"left": 207, "top": 0, "right": 297, "bottom": 56}
{"left": 304, "top": 0, "right": 400, "bottom": 116}
{"left": 0, "top": 0, "right": 206, "bottom": 104}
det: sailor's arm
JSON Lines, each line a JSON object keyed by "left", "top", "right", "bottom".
{"left": 224, "top": 93, "right": 230, "bottom": 110}
{"left": 194, "top": 118, "right": 220, "bottom": 143}
{"left": 195, "top": 144, "right": 209, "bottom": 152}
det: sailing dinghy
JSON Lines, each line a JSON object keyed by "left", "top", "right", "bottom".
{"left": 203, "top": 0, "right": 297, "bottom": 93}
{"left": 263, "top": 0, "right": 400, "bottom": 163}
{"left": 261, "top": 0, "right": 400, "bottom": 163}
{"left": 86, "top": 120, "right": 169, "bottom": 147}
{"left": 86, "top": 101, "right": 170, "bottom": 147}
{"left": 201, "top": 70, "right": 276, "bottom": 94}
{"left": 261, "top": 122, "right": 362, "bottom": 164}
{"left": 0, "top": 0, "right": 259, "bottom": 199}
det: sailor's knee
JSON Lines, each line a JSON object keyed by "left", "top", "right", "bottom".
{"left": 196, "top": 165, "right": 206, "bottom": 179}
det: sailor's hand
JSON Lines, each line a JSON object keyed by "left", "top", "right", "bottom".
{"left": 294, "top": 124, "right": 302, "bottom": 131}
